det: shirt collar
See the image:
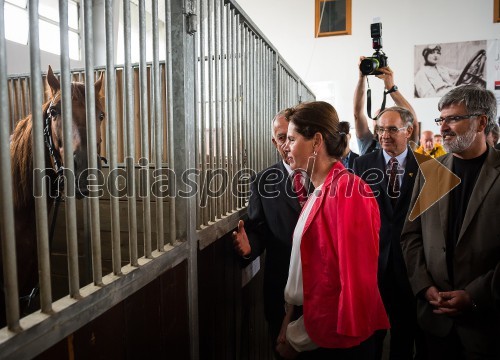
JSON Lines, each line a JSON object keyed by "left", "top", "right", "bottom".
{"left": 382, "top": 147, "right": 408, "bottom": 167}
{"left": 342, "top": 151, "right": 351, "bottom": 167}
{"left": 283, "top": 160, "right": 293, "bottom": 176}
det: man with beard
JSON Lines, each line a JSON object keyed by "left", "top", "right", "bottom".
{"left": 353, "top": 106, "right": 419, "bottom": 359}
{"left": 401, "top": 84, "right": 500, "bottom": 358}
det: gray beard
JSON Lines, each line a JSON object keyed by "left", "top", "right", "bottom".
{"left": 443, "top": 125, "right": 477, "bottom": 153}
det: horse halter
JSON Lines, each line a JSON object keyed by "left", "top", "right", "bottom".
{"left": 44, "top": 101, "right": 65, "bottom": 195}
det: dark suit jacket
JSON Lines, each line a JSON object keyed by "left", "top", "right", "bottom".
{"left": 353, "top": 148, "right": 418, "bottom": 292}
{"left": 347, "top": 151, "right": 359, "bottom": 170}
{"left": 401, "top": 147, "right": 500, "bottom": 353}
{"left": 245, "top": 161, "right": 306, "bottom": 324}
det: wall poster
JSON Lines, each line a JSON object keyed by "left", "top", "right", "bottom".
{"left": 413, "top": 40, "right": 486, "bottom": 99}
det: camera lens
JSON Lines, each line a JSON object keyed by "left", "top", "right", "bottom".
{"left": 360, "top": 58, "right": 380, "bottom": 75}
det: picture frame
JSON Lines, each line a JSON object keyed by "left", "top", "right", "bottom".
{"left": 315, "top": 0, "right": 352, "bottom": 37}
{"left": 495, "top": 0, "right": 500, "bottom": 22}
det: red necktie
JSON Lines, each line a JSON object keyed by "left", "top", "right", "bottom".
{"left": 293, "top": 172, "right": 308, "bottom": 207}
{"left": 387, "top": 157, "right": 400, "bottom": 207}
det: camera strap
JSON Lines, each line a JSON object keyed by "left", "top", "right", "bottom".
{"left": 366, "top": 77, "right": 388, "bottom": 119}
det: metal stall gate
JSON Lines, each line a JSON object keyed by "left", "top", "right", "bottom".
{"left": 0, "top": 0, "right": 314, "bottom": 358}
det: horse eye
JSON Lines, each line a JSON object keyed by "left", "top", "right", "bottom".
{"left": 49, "top": 108, "right": 59, "bottom": 118}
{"left": 99, "top": 112, "right": 105, "bottom": 121}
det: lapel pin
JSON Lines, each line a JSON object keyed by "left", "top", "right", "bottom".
{"left": 409, "top": 173, "right": 414, "bottom": 177}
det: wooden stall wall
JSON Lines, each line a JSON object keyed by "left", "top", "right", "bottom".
{"left": 198, "top": 232, "right": 273, "bottom": 360}
{"left": 35, "top": 260, "right": 190, "bottom": 360}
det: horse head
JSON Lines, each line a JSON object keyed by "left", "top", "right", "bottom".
{"left": 45, "top": 66, "right": 105, "bottom": 198}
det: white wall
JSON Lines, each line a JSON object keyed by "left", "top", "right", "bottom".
{"left": 237, "top": 0, "right": 500, "bottom": 151}
{"left": 6, "top": 40, "right": 85, "bottom": 75}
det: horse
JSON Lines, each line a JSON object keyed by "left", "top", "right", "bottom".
{"left": 0, "top": 66, "right": 105, "bottom": 327}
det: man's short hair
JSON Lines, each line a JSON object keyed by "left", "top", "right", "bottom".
{"left": 438, "top": 84, "right": 496, "bottom": 135}
{"left": 376, "top": 106, "right": 414, "bottom": 128}
{"left": 338, "top": 121, "right": 351, "bottom": 135}
{"left": 271, "top": 109, "right": 290, "bottom": 138}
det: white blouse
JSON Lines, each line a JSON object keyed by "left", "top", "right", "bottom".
{"left": 284, "top": 184, "right": 323, "bottom": 352}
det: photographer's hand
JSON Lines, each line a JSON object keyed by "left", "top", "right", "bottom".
{"left": 357, "top": 56, "right": 367, "bottom": 79}
{"left": 376, "top": 67, "right": 395, "bottom": 91}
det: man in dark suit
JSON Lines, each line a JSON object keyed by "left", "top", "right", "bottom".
{"left": 401, "top": 84, "right": 500, "bottom": 358}
{"left": 232, "top": 110, "right": 310, "bottom": 354}
{"left": 354, "top": 106, "right": 419, "bottom": 360}
{"left": 338, "top": 121, "right": 359, "bottom": 171}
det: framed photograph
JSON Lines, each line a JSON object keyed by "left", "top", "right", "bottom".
{"left": 495, "top": 0, "right": 500, "bottom": 22}
{"left": 413, "top": 41, "right": 486, "bottom": 98}
{"left": 315, "top": 0, "right": 352, "bottom": 37}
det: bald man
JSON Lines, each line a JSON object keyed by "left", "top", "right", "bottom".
{"left": 415, "top": 130, "right": 446, "bottom": 158}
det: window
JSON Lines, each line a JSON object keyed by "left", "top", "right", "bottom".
{"left": 4, "top": 0, "right": 81, "bottom": 60}
{"left": 495, "top": 0, "right": 500, "bottom": 22}
{"left": 315, "top": 0, "right": 351, "bottom": 37}
{"left": 116, "top": 1, "right": 166, "bottom": 64}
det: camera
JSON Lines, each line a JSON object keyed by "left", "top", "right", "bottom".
{"left": 360, "top": 22, "right": 388, "bottom": 76}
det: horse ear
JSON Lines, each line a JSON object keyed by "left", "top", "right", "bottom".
{"left": 94, "top": 72, "right": 105, "bottom": 98}
{"left": 46, "top": 65, "right": 60, "bottom": 95}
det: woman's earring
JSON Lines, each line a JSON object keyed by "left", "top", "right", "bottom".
{"left": 313, "top": 150, "right": 317, "bottom": 156}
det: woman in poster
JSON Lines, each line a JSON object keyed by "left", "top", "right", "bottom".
{"left": 414, "top": 44, "right": 461, "bottom": 98}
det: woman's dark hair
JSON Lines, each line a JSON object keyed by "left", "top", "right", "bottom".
{"left": 285, "top": 101, "right": 347, "bottom": 159}
{"left": 338, "top": 121, "right": 351, "bottom": 135}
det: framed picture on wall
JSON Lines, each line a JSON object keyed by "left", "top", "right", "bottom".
{"left": 495, "top": 0, "right": 500, "bottom": 22}
{"left": 315, "top": 0, "right": 352, "bottom": 37}
{"left": 413, "top": 41, "right": 486, "bottom": 99}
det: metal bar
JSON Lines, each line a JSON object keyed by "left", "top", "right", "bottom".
{"left": 13, "top": 79, "right": 21, "bottom": 127}
{"left": 166, "top": 0, "right": 176, "bottom": 244}
{"left": 193, "top": 0, "right": 201, "bottom": 229}
{"left": 105, "top": 0, "right": 122, "bottom": 274}
{"left": 214, "top": 0, "right": 221, "bottom": 219}
{"left": 207, "top": 0, "right": 215, "bottom": 222}
{"left": 235, "top": 14, "right": 241, "bottom": 209}
{"left": 168, "top": 0, "right": 198, "bottom": 358}
{"left": 257, "top": 39, "right": 262, "bottom": 172}
{"left": 265, "top": 43, "right": 269, "bottom": 166}
{"left": 242, "top": 26, "right": 249, "bottom": 205}
{"left": 253, "top": 36, "right": 258, "bottom": 173}
{"left": 0, "top": 0, "right": 21, "bottom": 332}
{"left": 139, "top": 0, "right": 152, "bottom": 258}
{"left": 226, "top": 4, "right": 233, "bottom": 212}
{"left": 29, "top": 0, "right": 53, "bottom": 315}
{"left": 123, "top": 0, "right": 139, "bottom": 265}
{"left": 199, "top": 0, "right": 208, "bottom": 227}
{"left": 266, "top": 45, "right": 270, "bottom": 164}
{"left": 59, "top": 0, "right": 80, "bottom": 298}
{"left": 248, "top": 32, "right": 254, "bottom": 174}
{"left": 152, "top": 0, "right": 165, "bottom": 249}
{"left": 83, "top": 0, "right": 103, "bottom": 284}
{"left": 231, "top": 9, "right": 237, "bottom": 211}
{"left": 219, "top": 0, "right": 227, "bottom": 216}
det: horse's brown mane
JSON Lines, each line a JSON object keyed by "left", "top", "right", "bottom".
{"left": 10, "top": 82, "right": 89, "bottom": 211}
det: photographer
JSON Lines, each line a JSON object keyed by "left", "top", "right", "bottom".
{"left": 354, "top": 59, "right": 419, "bottom": 155}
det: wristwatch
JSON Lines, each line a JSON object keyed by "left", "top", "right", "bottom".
{"left": 385, "top": 85, "right": 398, "bottom": 94}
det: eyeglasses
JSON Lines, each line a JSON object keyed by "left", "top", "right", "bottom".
{"left": 375, "top": 126, "right": 407, "bottom": 135}
{"left": 434, "top": 114, "right": 483, "bottom": 126}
